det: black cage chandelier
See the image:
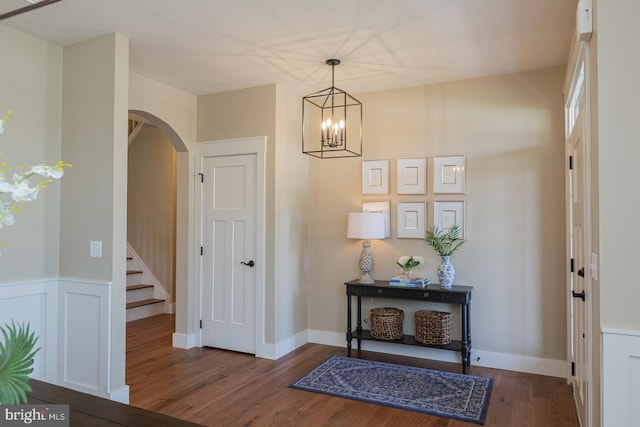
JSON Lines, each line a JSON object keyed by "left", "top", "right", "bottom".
{"left": 302, "top": 59, "right": 362, "bottom": 158}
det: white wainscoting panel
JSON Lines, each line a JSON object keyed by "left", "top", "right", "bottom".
{"left": 0, "top": 279, "right": 58, "bottom": 383}
{"left": 602, "top": 328, "right": 640, "bottom": 427}
{"left": 58, "top": 279, "right": 111, "bottom": 397}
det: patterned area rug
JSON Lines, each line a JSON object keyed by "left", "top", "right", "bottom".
{"left": 290, "top": 355, "right": 492, "bottom": 424}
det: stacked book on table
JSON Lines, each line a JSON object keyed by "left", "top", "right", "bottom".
{"left": 389, "top": 275, "right": 431, "bottom": 287}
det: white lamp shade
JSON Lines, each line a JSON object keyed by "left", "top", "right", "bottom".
{"left": 347, "top": 212, "right": 385, "bottom": 240}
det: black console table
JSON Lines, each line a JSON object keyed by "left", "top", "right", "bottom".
{"left": 345, "top": 279, "right": 473, "bottom": 374}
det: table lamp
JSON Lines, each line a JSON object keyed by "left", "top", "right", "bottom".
{"left": 347, "top": 212, "right": 386, "bottom": 283}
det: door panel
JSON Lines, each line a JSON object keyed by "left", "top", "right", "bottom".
{"left": 202, "top": 154, "right": 256, "bottom": 354}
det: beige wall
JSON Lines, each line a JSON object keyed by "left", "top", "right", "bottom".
{"left": 589, "top": 2, "right": 602, "bottom": 424}
{"left": 128, "top": 127, "right": 177, "bottom": 298}
{"left": 128, "top": 72, "right": 196, "bottom": 336}
{"left": 129, "top": 72, "right": 197, "bottom": 151}
{"left": 274, "top": 85, "right": 309, "bottom": 342}
{"left": 197, "top": 84, "right": 311, "bottom": 346}
{"left": 308, "top": 67, "right": 568, "bottom": 361}
{"left": 592, "top": 2, "right": 640, "bottom": 424}
{"left": 198, "top": 84, "right": 277, "bottom": 342}
{"left": 596, "top": 0, "right": 640, "bottom": 330}
{"left": 59, "top": 33, "right": 129, "bottom": 396}
{"left": 0, "top": 26, "right": 62, "bottom": 282}
{"left": 59, "top": 34, "right": 128, "bottom": 281}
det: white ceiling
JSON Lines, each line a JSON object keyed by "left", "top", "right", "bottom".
{"left": 1, "top": 0, "right": 577, "bottom": 96}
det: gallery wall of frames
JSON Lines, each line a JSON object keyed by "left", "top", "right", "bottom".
{"left": 361, "top": 155, "right": 466, "bottom": 239}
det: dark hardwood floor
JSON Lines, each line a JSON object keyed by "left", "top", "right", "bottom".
{"left": 126, "top": 314, "right": 579, "bottom": 427}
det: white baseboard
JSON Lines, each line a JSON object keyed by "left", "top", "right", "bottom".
{"left": 471, "top": 349, "right": 566, "bottom": 378}
{"left": 172, "top": 332, "right": 197, "bottom": 349}
{"left": 109, "top": 385, "right": 130, "bottom": 404}
{"left": 256, "top": 343, "right": 276, "bottom": 360}
{"left": 271, "top": 330, "right": 308, "bottom": 360}
{"left": 307, "top": 329, "right": 566, "bottom": 377}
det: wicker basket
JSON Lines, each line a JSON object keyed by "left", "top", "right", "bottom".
{"left": 370, "top": 307, "right": 404, "bottom": 340}
{"left": 415, "top": 310, "right": 452, "bottom": 345}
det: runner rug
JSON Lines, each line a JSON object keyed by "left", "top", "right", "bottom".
{"left": 289, "top": 355, "right": 492, "bottom": 424}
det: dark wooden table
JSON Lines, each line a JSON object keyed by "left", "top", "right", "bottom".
{"left": 27, "top": 380, "right": 204, "bottom": 427}
{"left": 345, "top": 279, "right": 473, "bottom": 373}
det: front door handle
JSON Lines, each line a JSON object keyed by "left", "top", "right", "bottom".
{"left": 577, "top": 267, "right": 585, "bottom": 277}
{"left": 240, "top": 260, "right": 255, "bottom": 267}
{"left": 572, "top": 290, "right": 585, "bottom": 301}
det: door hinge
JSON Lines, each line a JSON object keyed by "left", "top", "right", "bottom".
{"left": 200, "top": 246, "right": 204, "bottom": 256}
{"left": 571, "top": 361, "right": 575, "bottom": 376}
{"left": 200, "top": 320, "right": 203, "bottom": 329}
{"left": 569, "top": 156, "right": 573, "bottom": 170}
{"left": 198, "top": 172, "right": 204, "bottom": 183}
{"left": 570, "top": 258, "right": 574, "bottom": 273}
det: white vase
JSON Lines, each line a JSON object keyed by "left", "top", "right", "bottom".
{"left": 437, "top": 256, "right": 455, "bottom": 288}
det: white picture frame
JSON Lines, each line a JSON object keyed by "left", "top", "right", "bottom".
{"left": 396, "top": 201, "right": 426, "bottom": 239}
{"left": 362, "top": 201, "right": 391, "bottom": 238}
{"left": 433, "top": 201, "right": 465, "bottom": 238}
{"left": 397, "top": 158, "right": 427, "bottom": 194}
{"left": 433, "top": 155, "right": 465, "bottom": 194}
{"left": 362, "top": 160, "right": 389, "bottom": 195}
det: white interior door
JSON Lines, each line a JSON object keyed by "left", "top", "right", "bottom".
{"left": 569, "top": 110, "right": 589, "bottom": 426}
{"left": 201, "top": 153, "right": 256, "bottom": 354}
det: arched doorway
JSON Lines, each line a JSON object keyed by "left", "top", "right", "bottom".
{"left": 127, "top": 110, "right": 189, "bottom": 333}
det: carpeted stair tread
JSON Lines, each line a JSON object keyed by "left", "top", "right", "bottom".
{"left": 127, "top": 284, "right": 154, "bottom": 292}
{"left": 127, "top": 298, "right": 164, "bottom": 309}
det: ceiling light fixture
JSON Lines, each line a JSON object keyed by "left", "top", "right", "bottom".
{"left": 302, "top": 59, "right": 362, "bottom": 158}
{"left": 0, "top": 0, "right": 62, "bottom": 21}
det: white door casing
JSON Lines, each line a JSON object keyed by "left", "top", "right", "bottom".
{"left": 564, "top": 40, "right": 593, "bottom": 427}
{"left": 569, "top": 113, "right": 589, "bottom": 425}
{"left": 194, "top": 137, "right": 266, "bottom": 357}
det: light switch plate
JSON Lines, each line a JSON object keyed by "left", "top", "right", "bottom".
{"left": 90, "top": 240, "right": 102, "bottom": 258}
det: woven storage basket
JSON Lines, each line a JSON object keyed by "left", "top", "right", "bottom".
{"left": 415, "top": 310, "right": 452, "bottom": 345}
{"left": 370, "top": 307, "right": 404, "bottom": 340}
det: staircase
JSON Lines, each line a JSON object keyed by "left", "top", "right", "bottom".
{"left": 126, "top": 247, "right": 168, "bottom": 322}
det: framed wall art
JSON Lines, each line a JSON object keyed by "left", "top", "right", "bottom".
{"left": 433, "top": 155, "right": 465, "bottom": 194}
{"left": 362, "top": 160, "right": 389, "bottom": 195}
{"left": 433, "top": 201, "right": 465, "bottom": 237}
{"left": 397, "top": 158, "right": 427, "bottom": 194}
{"left": 396, "top": 201, "right": 426, "bottom": 239}
{"left": 362, "top": 201, "right": 391, "bottom": 238}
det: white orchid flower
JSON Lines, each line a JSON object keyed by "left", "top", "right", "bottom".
{"left": 0, "top": 108, "right": 70, "bottom": 251}
{"left": 30, "top": 164, "right": 64, "bottom": 179}
{"left": 7, "top": 178, "right": 39, "bottom": 202}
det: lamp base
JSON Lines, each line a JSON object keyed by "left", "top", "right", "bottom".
{"left": 358, "top": 240, "right": 375, "bottom": 284}
{"left": 358, "top": 272, "right": 375, "bottom": 284}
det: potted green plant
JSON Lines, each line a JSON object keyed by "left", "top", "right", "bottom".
{"left": 0, "top": 321, "right": 40, "bottom": 404}
{"left": 425, "top": 224, "right": 465, "bottom": 288}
